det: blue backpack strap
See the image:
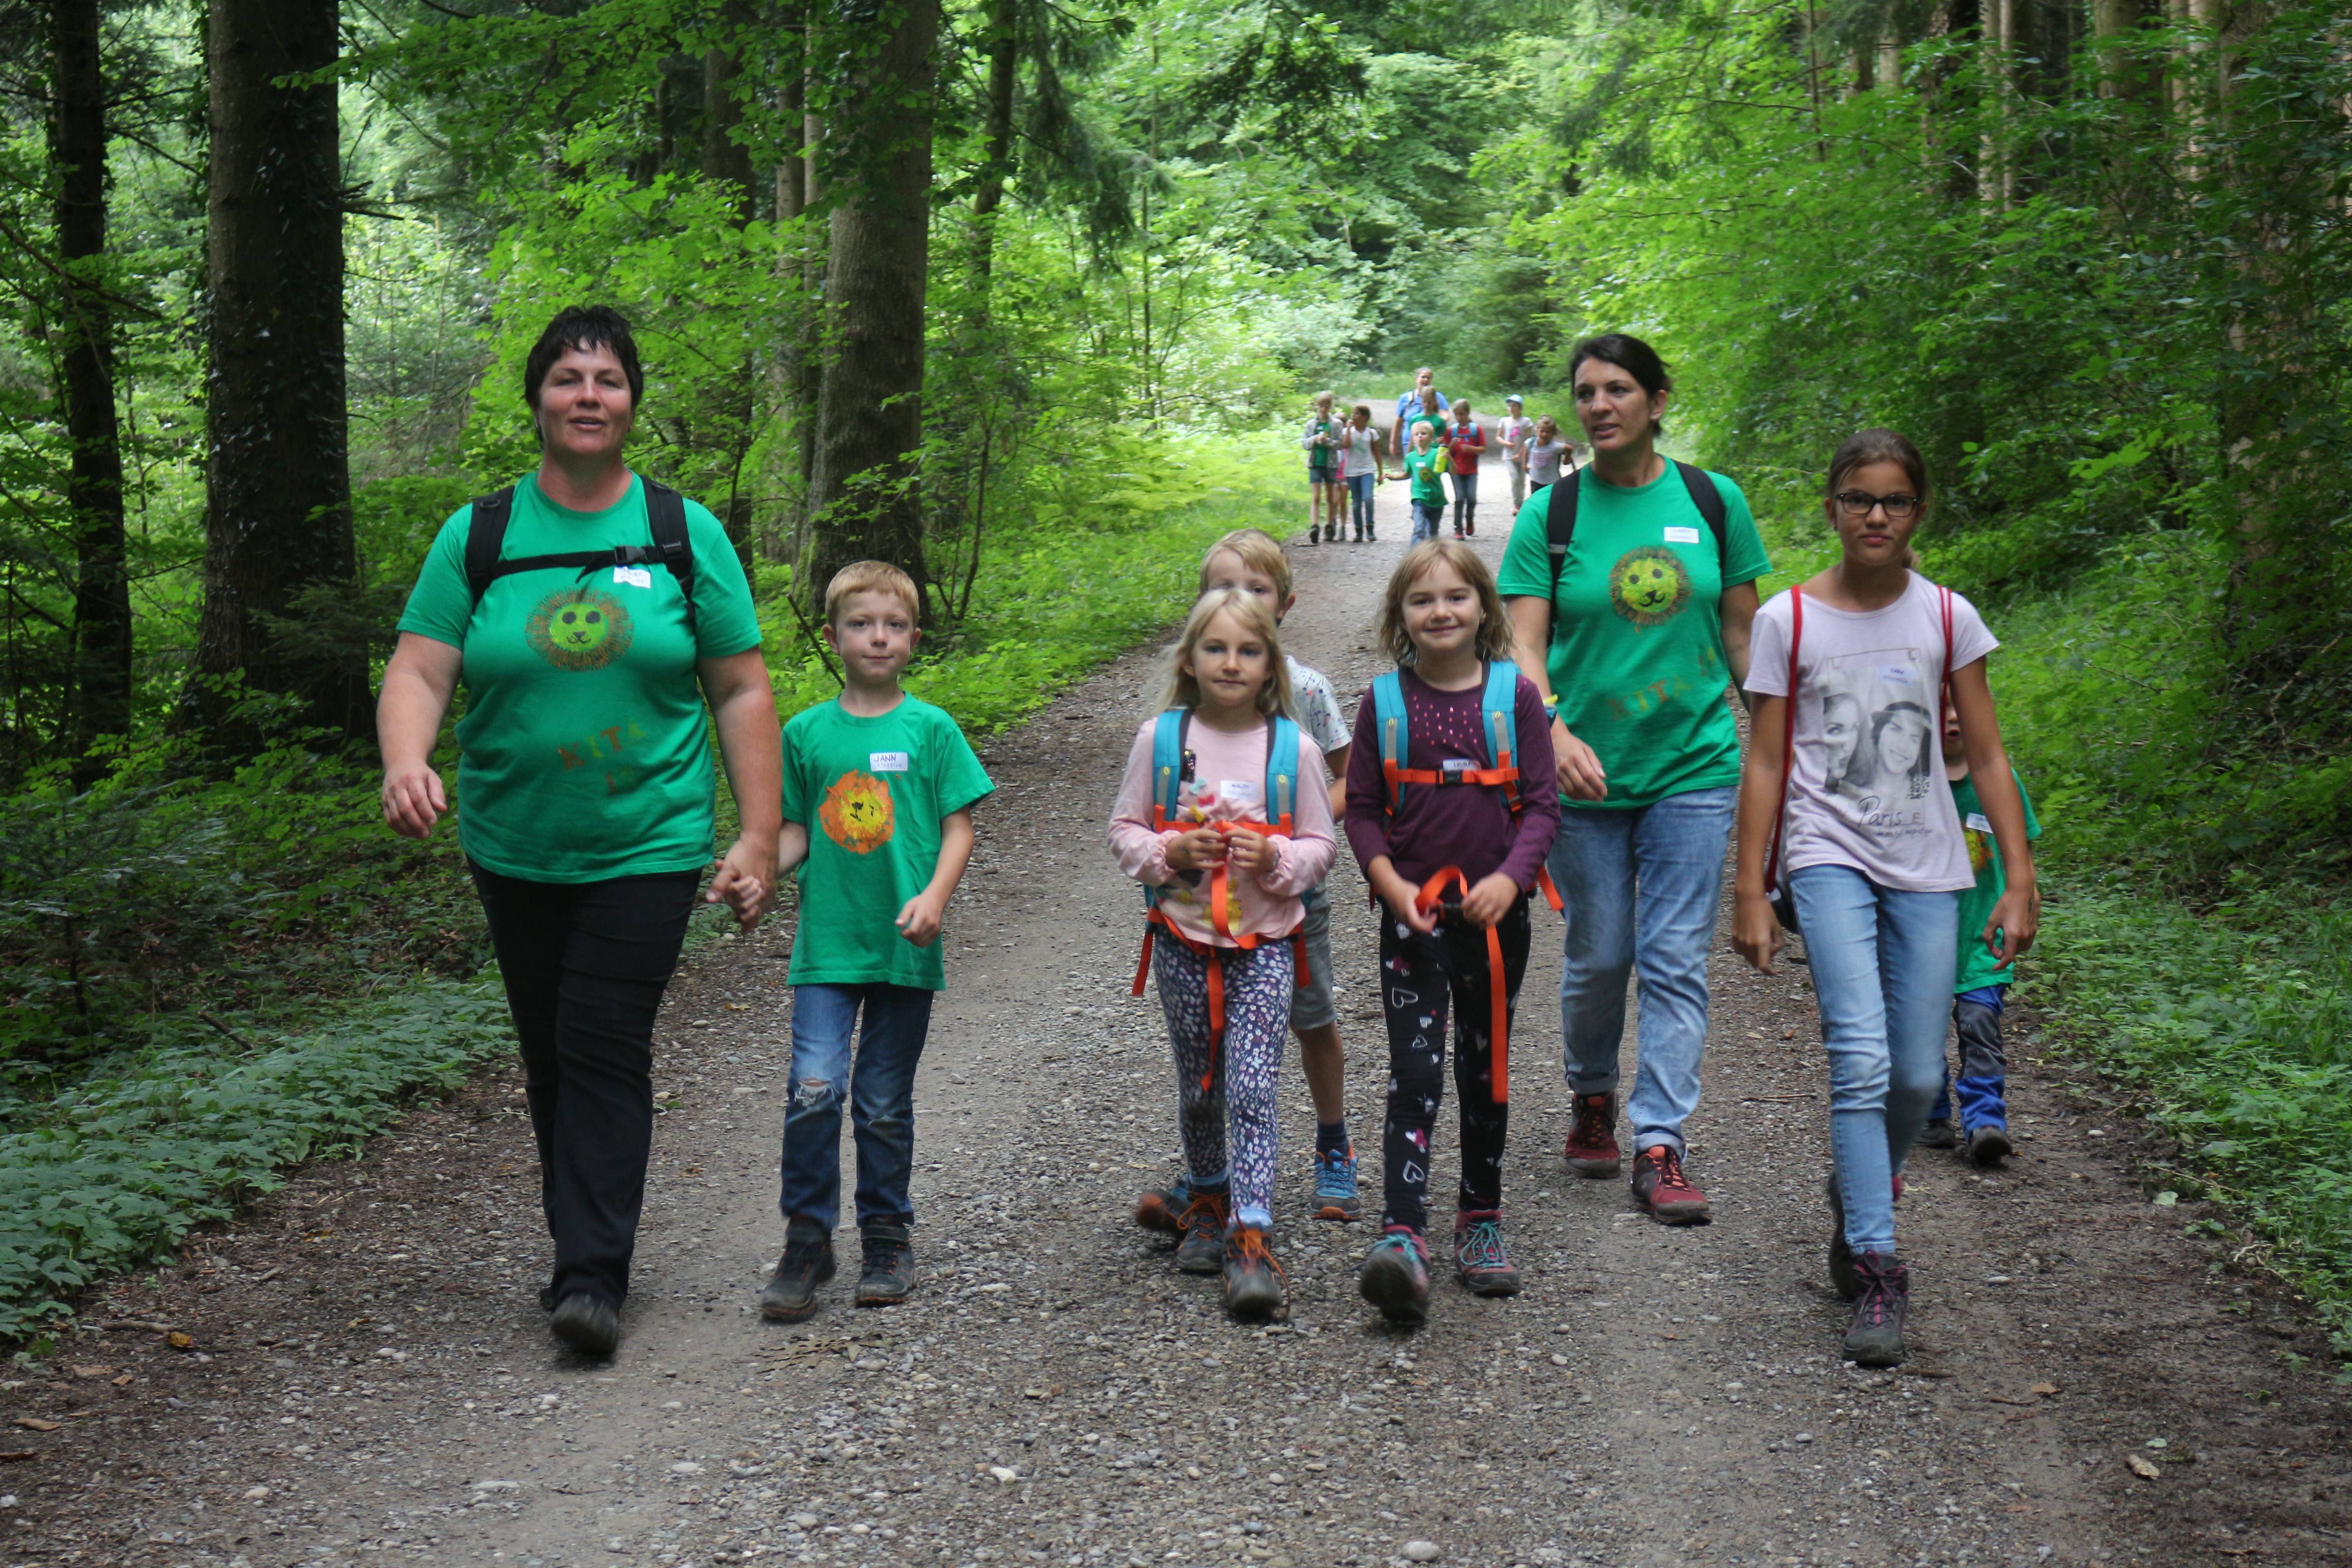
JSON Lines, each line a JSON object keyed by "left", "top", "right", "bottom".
{"left": 1143, "top": 709, "right": 1193, "bottom": 911}
{"left": 1481, "top": 660, "right": 1524, "bottom": 814}
{"left": 1264, "top": 715, "right": 1301, "bottom": 831}
{"left": 1371, "top": 670, "right": 1408, "bottom": 814}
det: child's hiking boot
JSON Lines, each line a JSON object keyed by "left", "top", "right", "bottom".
{"left": 1842, "top": 1252, "right": 1910, "bottom": 1367}
{"left": 1224, "top": 1225, "right": 1285, "bottom": 1318}
{"left": 1966, "top": 1125, "right": 2013, "bottom": 1168}
{"left": 1563, "top": 1092, "right": 1622, "bottom": 1177}
{"left": 1134, "top": 1176, "right": 1191, "bottom": 1237}
{"left": 759, "top": 1218, "right": 836, "bottom": 1323}
{"left": 550, "top": 1293, "right": 620, "bottom": 1357}
{"left": 1311, "top": 1146, "right": 1362, "bottom": 1222}
{"left": 1824, "top": 1174, "right": 1861, "bottom": 1299}
{"left": 1631, "top": 1145, "right": 1711, "bottom": 1224}
{"left": 1358, "top": 1225, "right": 1432, "bottom": 1324}
{"left": 856, "top": 1221, "right": 916, "bottom": 1307}
{"left": 1453, "top": 1210, "right": 1521, "bottom": 1297}
{"left": 1174, "top": 1188, "right": 1230, "bottom": 1274}
{"left": 1918, "top": 1117, "right": 1959, "bottom": 1151}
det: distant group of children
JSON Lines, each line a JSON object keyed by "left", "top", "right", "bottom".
{"left": 1301, "top": 374, "right": 1577, "bottom": 546}
{"left": 757, "top": 422, "right": 2038, "bottom": 1372}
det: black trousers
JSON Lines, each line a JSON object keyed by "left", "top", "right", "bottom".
{"left": 1376, "top": 898, "right": 1532, "bottom": 1233}
{"left": 470, "top": 862, "right": 698, "bottom": 1307}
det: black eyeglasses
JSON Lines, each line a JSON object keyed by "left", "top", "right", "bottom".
{"left": 1834, "top": 490, "right": 1920, "bottom": 520}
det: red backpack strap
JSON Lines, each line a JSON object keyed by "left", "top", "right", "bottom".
{"left": 1764, "top": 587, "right": 1803, "bottom": 897}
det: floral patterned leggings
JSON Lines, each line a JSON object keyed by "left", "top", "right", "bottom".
{"left": 1151, "top": 930, "right": 1295, "bottom": 1232}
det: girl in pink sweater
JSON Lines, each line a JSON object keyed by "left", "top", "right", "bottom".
{"left": 1109, "top": 588, "right": 1337, "bottom": 1317}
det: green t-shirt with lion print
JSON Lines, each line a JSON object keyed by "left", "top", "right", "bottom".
{"left": 1496, "top": 462, "right": 1770, "bottom": 809}
{"left": 397, "top": 473, "right": 763, "bottom": 882}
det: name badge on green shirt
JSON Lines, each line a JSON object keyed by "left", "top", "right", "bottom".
{"left": 871, "top": 751, "right": 910, "bottom": 772}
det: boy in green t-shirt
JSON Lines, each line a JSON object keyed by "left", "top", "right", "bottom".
{"left": 759, "top": 562, "right": 995, "bottom": 1322}
{"left": 1921, "top": 705, "right": 2044, "bottom": 1166}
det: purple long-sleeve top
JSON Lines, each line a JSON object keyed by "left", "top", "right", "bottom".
{"left": 1344, "top": 667, "right": 1562, "bottom": 892}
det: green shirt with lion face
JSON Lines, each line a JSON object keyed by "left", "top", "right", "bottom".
{"left": 397, "top": 473, "right": 763, "bottom": 882}
{"left": 1496, "top": 463, "right": 1771, "bottom": 809}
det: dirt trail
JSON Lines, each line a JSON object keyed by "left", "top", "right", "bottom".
{"left": 8, "top": 485, "right": 2351, "bottom": 1568}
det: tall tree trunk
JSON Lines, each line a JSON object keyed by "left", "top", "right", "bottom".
{"left": 53, "top": 0, "right": 129, "bottom": 765}
{"left": 970, "top": 0, "right": 1018, "bottom": 282}
{"left": 804, "top": 0, "right": 937, "bottom": 606}
{"left": 702, "top": 0, "right": 756, "bottom": 223}
{"left": 188, "top": 0, "right": 362, "bottom": 741}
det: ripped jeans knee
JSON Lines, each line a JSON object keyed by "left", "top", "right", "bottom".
{"left": 789, "top": 1075, "right": 839, "bottom": 1113}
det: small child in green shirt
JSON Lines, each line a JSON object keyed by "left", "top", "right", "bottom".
{"left": 759, "top": 561, "right": 995, "bottom": 1322}
{"left": 1390, "top": 420, "right": 1452, "bottom": 544}
{"left": 1921, "top": 704, "right": 2044, "bottom": 1166}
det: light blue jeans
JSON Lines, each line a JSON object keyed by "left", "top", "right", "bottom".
{"left": 1788, "top": 865, "right": 1959, "bottom": 1256}
{"left": 1547, "top": 785, "right": 1735, "bottom": 1155}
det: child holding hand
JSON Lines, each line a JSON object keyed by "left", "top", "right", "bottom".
{"left": 1111, "top": 589, "right": 1337, "bottom": 1318}
{"left": 1344, "top": 541, "right": 1559, "bottom": 1323}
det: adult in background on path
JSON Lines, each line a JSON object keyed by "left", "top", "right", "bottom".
{"left": 1393, "top": 366, "right": 1448, "bottom": 427}
{"left": 1496, "top": 332, "right": 1770, "bottom": 1226}
{"left": 1498, "top": 395, "right": 1536, "bottom": 511}
{"left": 377, "top": 304, "right": 780, "bottom": 1360}
{"left": 1445, "top": 399, "right": 1486, "bottom": 539}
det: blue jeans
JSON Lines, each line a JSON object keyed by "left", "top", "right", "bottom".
{"left": 1547, "top": 785, "right": 1735, "bottom": 1155}
{"left": 1450, "top": 470, "right": 1477, "bottom": 532}
{"left": 779, "top": 983, "right": 935, "bottom": 1231}
{"left": 1789, "top": 865, "right": 1958, "bottom": 1256}
{"left": 1411, "top": 500, "right": 1444, "bottom": 542}
{"left": 1348, "top": 474, "right": 1376, "bottom": 534}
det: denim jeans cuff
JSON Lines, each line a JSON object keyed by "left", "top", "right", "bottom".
{"left": 1633, "top": 1129, "right": 1686, "bottom": 1156}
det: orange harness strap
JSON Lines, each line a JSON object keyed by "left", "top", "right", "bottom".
{"left": 1380, "top": 755, "right": 1565, "bottom": 916}
{"left": 1412, "top": 866, "right": 1510, "bottom": 1104}
{"left": 1129, "top": 814, "right": 1310, "bottom": 1093}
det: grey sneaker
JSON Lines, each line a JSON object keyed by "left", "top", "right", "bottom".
{"left": 1453, "top": 1210, "right": 1521, "bottom": 1297}
{"left": 1311, "top": 1146, "right": 1362, "bottom": 1222}
{"left": 856, "top": 1221, "right": 916, "bottom": 1307}
{"left": 549, "top": 1294, "right": 619, "bottom": 1357}
{"left": 1918, "top": 1117, "right": 1959, "bottom": 1151}
{"left": 1843, "top": 1252, "right": 1910, "bottom": 1367}
{"left": 1134, "top": 1177, "right": 1191, "bottom": 1236}
{"left": 759, "top": 1218, "right": 836, "bottom": 1322}
{"left": 1358, "top": 1226, "right": 1431, "bottom": 1324}
{"left": 1174, "top": 1189, "right": 1230, "bottom": 1274}
{"left": 1223, "top": 1225, "right": 1284, "bottom": 1318}
{"left": 1966, "top": 1125, "right": 2013, "bottom": 1167}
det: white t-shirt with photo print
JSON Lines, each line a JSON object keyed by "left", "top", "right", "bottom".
{"left": 1744, "top": 573, "right": 1998, "bottom": 893}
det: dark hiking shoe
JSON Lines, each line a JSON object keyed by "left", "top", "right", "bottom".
{"left": 1843, "top": 1252, "right": 1910, "bottom": 1367}
{"left": 1135, "top": 1177, "right": 1191, "bottom": 1237}
{"left": 758, "top": 1218, "right": 836, "bottom": 1323}
{"left": 1359, "top": 1226, "right": 1432, "bottom": 1324}
{"left": 1967, "top": 1125, "right": 2014, "bottom": 1168}
{"left": 1825, "top": 1173, "right": 1861, "bottom": 1300}
{"left": 1174, "top": 1189, "right": 1231, "bottom": 1274}
{"left": 1224, "top": 1225, "right": 1285, "bottom": 1318}
{"left": 1454, "top": 1210, "right": 1522, "bottom": 1297}
{"left": 1918, "top": 1117, "right": 1959, "bottom": 1151}
{"left": 856, "top": 1221, "right": 916, "bottom": 1307}
{"left": 538, "top": 1284, "right": 556, "bottom": 1313}
{"left": 1631, "top": 1146, "right": 1712, "bottom": 1224}
{"left": 1311, "top": 1145, "right": 1362, "bottom": 1222}
{"left": 549, "top": 1294, "right": 619, "bottom": 1357}
{"left": 1563, "top": 1092, "right": 1622, "bottom": 1178}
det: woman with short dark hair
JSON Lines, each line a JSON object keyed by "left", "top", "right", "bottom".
{"left": 1497, "top": 332, "right": 1771, "bottom": 1230}
{"left": 376, "top": 304, "right": 781, "bottom": 1359}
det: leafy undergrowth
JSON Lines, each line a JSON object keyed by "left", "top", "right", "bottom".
{"left": 0, "top": 980, "right": 510, "bottom": 1344}
{"left": 2034, "top": 872, "right": 2352, "bottom": 1358}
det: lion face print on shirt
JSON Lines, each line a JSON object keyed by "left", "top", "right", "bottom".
{"left": 526, "top": 587, "right": 635, "bottom": 671}
{"left": 819, "top": 770, "right": 897, "bottom": 854}
{"left": 1608, "top": 547, "right": 1693, "bottom": 628}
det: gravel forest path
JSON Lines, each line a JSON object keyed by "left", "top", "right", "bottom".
{"left": 9, "top": 488, "right": 2352, "bottom": 1568}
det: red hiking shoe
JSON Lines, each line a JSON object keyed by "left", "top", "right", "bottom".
{"left": 1563, "top": 1092, "right": 1622, "bottom": 1178}
{"left": 1631, "top": 1145, "right": 1712, "bottom": 1225}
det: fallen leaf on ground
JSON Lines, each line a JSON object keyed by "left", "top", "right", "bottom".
{"left": 2127, "top": 1454, "right": 2162, "bottom": 1480}
{"left": 0, "top": 1450, "right": 35, "bottom": 1463}
{"left": 2031, "top": 1382, "right": 2060, "bottom": 1396}
{"left": 109, "top": 1376, "right": 131, "bottom": 1388}
{"left": 165, "top": 1333, "right": 193, "bottom": 1351}
{"left": 12, "top": 1420, "right": 57, "bottom": 1433}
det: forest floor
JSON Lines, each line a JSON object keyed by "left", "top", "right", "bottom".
{"left": 6, "top": 489, "right": 2350, "bottom": 1568}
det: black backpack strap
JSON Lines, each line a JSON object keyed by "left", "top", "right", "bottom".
{"left": 1544, "top": 464, "right": 1580, "bottom": 647}
{"left": 642, "top": 479, "right": 697, "bottom": 641}
{"left": 1673, "top": 461, "right": 1730, "bottom": 563}
{"left": 463, "top": 487, "right": 518, "bottom": 610}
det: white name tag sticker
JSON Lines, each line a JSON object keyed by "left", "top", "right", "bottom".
{"left": 1965, "top": 812, "right": 1993, "bottom": 834}
{"left": 613, "top": 565, "right": 653, "bottom": 589}
{"left": 1664, "top": 526, "right": 1701, "bottom": 545}
{"left": 1441, "top": 758, "right": 1475, "bottom": 774}
{"left": 1879, "top": 664, "right": 1920, "bottom": 686}
{"left": 869, "top": 751, "right": 910, "bottom": 773}
{"left": 1219, "top": 780, "right": 1262, "bottom": 806}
